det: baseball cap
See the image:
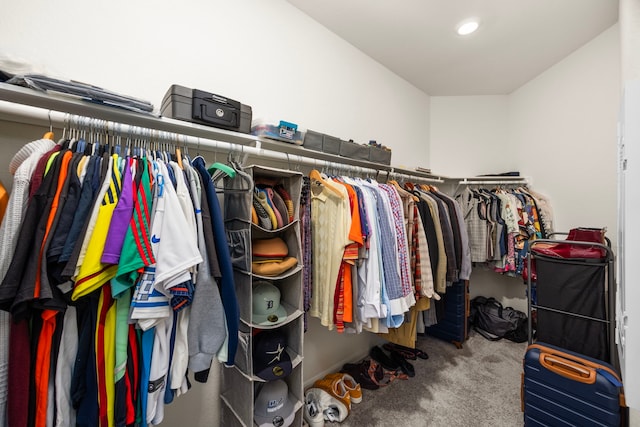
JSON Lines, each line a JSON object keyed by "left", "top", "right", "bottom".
{"left": 254, "top": 379, "right": 295, "bottom": 427}
{"left": 253, "top": 329, "right": 292, "bottom": 381}
{"left": 252, "top": 281, "right": 288, "bottom": 326}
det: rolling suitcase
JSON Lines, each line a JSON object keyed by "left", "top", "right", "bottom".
{"left": 522, "top": 343, "right": 626, "bottom": 426}
{"left": 425, "top": 280, "right": 467, "bottom": 348}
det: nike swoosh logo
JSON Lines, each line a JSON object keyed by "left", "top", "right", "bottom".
{"left": 151, "top": 235, "right": 160, "bottom": 243}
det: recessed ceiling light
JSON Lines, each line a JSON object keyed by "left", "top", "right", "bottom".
{"left": 456, "top": 19, "right": 480, "bottom": 36}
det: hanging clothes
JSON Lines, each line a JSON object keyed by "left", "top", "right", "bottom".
{"left": 0, "top": 135, "right": 239, "bottom": 426}
{"left": 308, "top": 170, "right": 352, "bottom": 331}
{"left": 0, "top": 137, "right": 56, "bottom": 427}
{"left": 306, "top": 172, "right": 467, "bottom": 348}
{"left": 454, "top": 185, "right": 553, "bottom": 278}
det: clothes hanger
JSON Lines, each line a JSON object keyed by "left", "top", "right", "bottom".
{"left": 174, "top": 145, "right": 183, "bottom": 169}
{"left": 207, "top": 140, "right": 236, "bottom": 178}
{"left": 309, "top": 169, "right": 343, "bottom": 197}
{"left": 208, "top": 162, "right": 236, "bottom": 178}
{"left": 389, "top": 179, "right": 419, "bottom": 202}
{"left": 43, "top": 110, "right": 54, "bottom": 140}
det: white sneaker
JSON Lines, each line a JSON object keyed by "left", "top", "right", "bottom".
{"left": 303, "top": 389, "right": 325, "bottom": 427}
{"left": 305, "top": 387, "right": 349, "bottom": 423}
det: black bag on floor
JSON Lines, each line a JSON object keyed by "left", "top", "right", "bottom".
{"left": 470, "top": 296, "right": 528, "bottom": 342}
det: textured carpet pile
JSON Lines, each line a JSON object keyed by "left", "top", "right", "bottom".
{"left": 337, "top": 332, "right": 527, "bottom": 427}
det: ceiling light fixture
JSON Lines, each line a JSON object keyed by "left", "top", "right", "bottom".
{"left": 456, "top": 19, "right": 480, "bottom": 36}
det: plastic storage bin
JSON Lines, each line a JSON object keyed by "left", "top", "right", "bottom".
{"left": 252, "top": 120, "right": 304, "bottom": 146}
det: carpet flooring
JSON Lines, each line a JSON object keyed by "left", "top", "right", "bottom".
{"left": 335, "top": 332, "right": 527, "bottom": 427}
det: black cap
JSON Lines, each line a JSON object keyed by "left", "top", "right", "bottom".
{"left": 253, "top": 329, "right": 292, "bottom": 381}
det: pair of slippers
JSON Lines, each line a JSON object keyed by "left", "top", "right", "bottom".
{"left": 369, "top": 346, "right": 416, "bottom": 378}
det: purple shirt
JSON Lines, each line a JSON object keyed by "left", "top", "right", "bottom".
{"left": 101, "top": 157, "right": 133, "bottom": 264}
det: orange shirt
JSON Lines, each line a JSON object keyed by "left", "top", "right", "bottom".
{"left": 0, "top": 179, "right": 8, "bottom": 223}
{"left": 332, "top": 181, "right": 364, "bottom": 326}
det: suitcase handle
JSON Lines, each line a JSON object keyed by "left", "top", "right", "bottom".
{"left": 540, "top": 354, "right": 596, "bottom": 384}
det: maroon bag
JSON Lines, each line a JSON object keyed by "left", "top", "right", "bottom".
{"left": 523, "top": 227, "right": 607, "bottom": 283}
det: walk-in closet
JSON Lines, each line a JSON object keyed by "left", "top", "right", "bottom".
{"left": 0, "top": 1, "right": 637, "bottom": 426}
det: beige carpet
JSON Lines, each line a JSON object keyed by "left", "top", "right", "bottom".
{"left": 336, "top": 332, "right": 527, "bottom": 427}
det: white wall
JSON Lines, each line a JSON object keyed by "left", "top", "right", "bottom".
{"left": 430, "top": 95, "right": 511, "bottom": 177}
{"left": 510, "top": 25, "right": 620, "bottom": 236}
{"left": 0, "top": 0, "right": 430, "bottom": 169}
{"left": 429, "top": 26, "right": 620, "bottom": 316}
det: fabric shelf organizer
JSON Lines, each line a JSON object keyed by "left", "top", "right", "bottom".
{"left": 221, "top": 164, "right": 305, "bottom": 427}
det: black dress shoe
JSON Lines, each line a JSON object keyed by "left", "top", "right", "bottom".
{"left": 383, "top": 342, "right": 429, "bottom": 360}
{"left": 389, "top": 349, "right": 415, "bottom": 377}
{"left": 383, "top": 343, "right": 416, "bottom": 360}
{"left": 369, "top": 346, "right": 399, "bottom": 371}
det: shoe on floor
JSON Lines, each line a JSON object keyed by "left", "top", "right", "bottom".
{"left": 323, "top": 373, "right": 363, "bottom": 404}
{"left": 312, "top": 376, "right": 351, "bottom": 413}
{"left": 383, "top": 342, "right": 429, "bottom": 360}
{"left": 303, "top": 389, "right": 325, "bottom": 427}
{"left": 389, "top": 349, "right": 415, "bottom": 377}
{"left": 305, "top": 386, "right": 350, "bottom": 423}
{"left": 369, "top": 346, "right": 399, "bottom": 371}
{"left": 341, "top": 360, "right": 382, "bottom": 390}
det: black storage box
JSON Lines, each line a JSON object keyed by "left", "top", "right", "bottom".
{"left": 369, "top": 146, "right": 392, "bottom": 165}
{"left": 339, "top": 140, "right": 370, "bottom": 161}
{"left": 303, "top": 130, "right": 324, "bottom": 151}
{"left": 303, "top": 130, "right": 341, "bottom": 155}
{"left": 161, "top": 84, "right": 252, "bottom": 134}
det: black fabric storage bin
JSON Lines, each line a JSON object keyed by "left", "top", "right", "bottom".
{"left": 303, "top": 130, "right": 324, "bottom": 152}
{"left": 369, "top": 146, "right": 391, "bottom": 165}
{"left": 322, "top": 135, "right": 341, "bottom": 155}
{"left": 339, "top": 140, "right": 369, "bottom": 160}
{"left": 534, "top": 255, "right": 609, "bottom": 362}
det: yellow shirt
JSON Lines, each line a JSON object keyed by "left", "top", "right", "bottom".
{"left": 309, "top": 177, "right": 352, "bottom": 330}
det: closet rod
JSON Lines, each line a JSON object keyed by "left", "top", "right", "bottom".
{"left": 457, "top": 179, "right": 528, "bottom": 185}
{"left": 0, "top": 100, "right": 408, "bottom": 179}
{"left": 389, "top": 171, "right": 444, "bottom": 184}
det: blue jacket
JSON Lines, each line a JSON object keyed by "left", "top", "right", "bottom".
{"left": 192, "top": 156, "right": 239, "bottom": 366}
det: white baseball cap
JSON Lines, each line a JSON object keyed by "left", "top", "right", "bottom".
{"left": 254, "top": 379, "right": 295, "bottom": 427}
{"left": 252, "top": 281, "right": 288, "bottom": 326}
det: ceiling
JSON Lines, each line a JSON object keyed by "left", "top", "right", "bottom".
{"left": 286, "top": 0, "right": 619, "bottom": 96}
